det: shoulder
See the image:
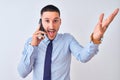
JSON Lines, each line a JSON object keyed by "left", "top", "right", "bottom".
{"left": 58, "top": 33, "right": 72, "bottom": 37}
{"left": 58, "top": 33, "right": 75, "bottom": 40}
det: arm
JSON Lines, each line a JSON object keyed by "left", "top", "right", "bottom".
{"left": 70, "top": 36, "right": 99, "bottom": 63}
{"left": 18, "top": 24, "right": 46, "bottom": 78}
{"left": 17, "top": 38, "right": 38, "bottom": 78}
{"left": 70, "top": 8, "right": 119, "bottom": 63}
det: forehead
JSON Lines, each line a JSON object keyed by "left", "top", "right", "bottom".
{"left": 41, "top": 11, "right": 60, "bottom": 19}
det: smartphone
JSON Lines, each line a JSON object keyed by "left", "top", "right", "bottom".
{"left": 39, "top": 19, "right": 45, "bottom": 36}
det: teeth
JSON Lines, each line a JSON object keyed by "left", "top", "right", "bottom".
{"left": 48, "top": 31, "right": 55, "bottom": 33}
{"left": 48, "top": 29, "right": 55, "bottom": 32}
{"left": 48, "top": 30, "right": 54, "bottom": 32}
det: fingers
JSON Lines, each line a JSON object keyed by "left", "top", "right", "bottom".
{"left": 108, "top": 8, "right": 119, "bottom": 23}
{"left": 37, "top": 31, "right": 46, "bottom": 39}
{"left": 103, "top": 8, "right": 119, "bottom": 29}
{"left": 34, "top": 30, "right": 46, "bottom": 35}
{"left": 99, "top": 13, "right": 104, "bottom": 31}
{"left": 34, "top": 31, "right": 46, "bottom": 39}
{"left": 37, "top": 34, "right": 44, "bottom": 39}
{"left": 99, "top": 13, "right": 104, "bottom": 24}
{"left": 95, "top": 13, "right": 104, "bottom": 33}
{"left": 110, "top": 8, "right": 119, "bottom": 20}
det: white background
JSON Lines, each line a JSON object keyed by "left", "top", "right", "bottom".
{"left": 0, "top": 0, "right": 120, "bottom": 80}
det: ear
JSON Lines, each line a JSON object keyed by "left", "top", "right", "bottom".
{"left": 59, "top": 18, "right": 61, "bottom": 25}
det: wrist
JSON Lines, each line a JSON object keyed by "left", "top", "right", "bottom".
{"left": 90, "top": 33, "right": 102, "bottom": 44}
{"left": 30, "top": 41, "right": 39, "bottom": 46}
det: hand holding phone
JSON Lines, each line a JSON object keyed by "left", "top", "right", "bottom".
{"left": 37, "top": 19, "right": 46, "bottom": 39}
{"left": 30, "top": 19, "right": 46, "bottom": 46}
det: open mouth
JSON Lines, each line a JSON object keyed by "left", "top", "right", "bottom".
{"left": 47, "top": 29, "right": 56, "bottom": 37}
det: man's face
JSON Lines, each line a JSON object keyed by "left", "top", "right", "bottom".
{"left": 41, "top": 11, "right": 61, "bottom": 40}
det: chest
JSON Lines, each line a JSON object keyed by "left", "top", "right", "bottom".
{"left": 36, "top": 40, "right": 71, "bottom": 64}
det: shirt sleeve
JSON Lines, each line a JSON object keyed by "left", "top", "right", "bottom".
{"left": 69, "top": 35, "right": 99, "bottom": 63}
{"left": 17, "top": 38, "right": 38, "bottom": 78}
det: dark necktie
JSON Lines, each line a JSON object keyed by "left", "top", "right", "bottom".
{"left": 43, "top": 40, "right": 53, "bottom": 80}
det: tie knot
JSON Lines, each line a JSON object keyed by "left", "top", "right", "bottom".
{"left": 49, "top": 40, "right": 53, "bottom": 44}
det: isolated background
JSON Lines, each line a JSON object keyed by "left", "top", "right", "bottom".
{"left": 0, "top": 0, "right": 120, "bottom": 80}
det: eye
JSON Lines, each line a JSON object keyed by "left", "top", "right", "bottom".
{"left": 53, "top": 19, "right": 59, "bottom": 23}
{"left": 45, "top": 20, "right": 50, "bottom": 23}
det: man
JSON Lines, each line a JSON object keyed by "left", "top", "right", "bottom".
{"left": 18, "top": 5, "right": 119, "bottom": 80}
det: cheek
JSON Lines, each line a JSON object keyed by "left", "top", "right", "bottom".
{"left": 56, "top": 26, "right": 60, "bottom": 31}
{"left": 56, "top": 24, "right": 61, "bottom": 30}
{"left": 42, "top": 24, "right": 48, "bottom": 30}
{"left": 55, "top": 23, "right": 61, "bottom": 29}
{"left": 53, "top": 25, "right": 59, "bottom": 32}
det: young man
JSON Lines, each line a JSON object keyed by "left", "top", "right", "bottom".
{"left": 18, "top": 5, "right": 119, "bottom": 80}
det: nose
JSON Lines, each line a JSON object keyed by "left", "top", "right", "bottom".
{"left": 48, "top": 21, "right": 54, "bottom": 29}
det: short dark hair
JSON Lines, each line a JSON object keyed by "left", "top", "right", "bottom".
{"left": 41, "top": 5, "right": 60, "bottom": 16}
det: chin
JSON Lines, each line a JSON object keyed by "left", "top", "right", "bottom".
{"left": 47, "top": 34, "right": 56, "bottom": 40}
{"left": 47, "top": 36, "right": 54, "bottom": 40}
{"left": 49, "top": 37, "right": 55, "bottom": 40}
